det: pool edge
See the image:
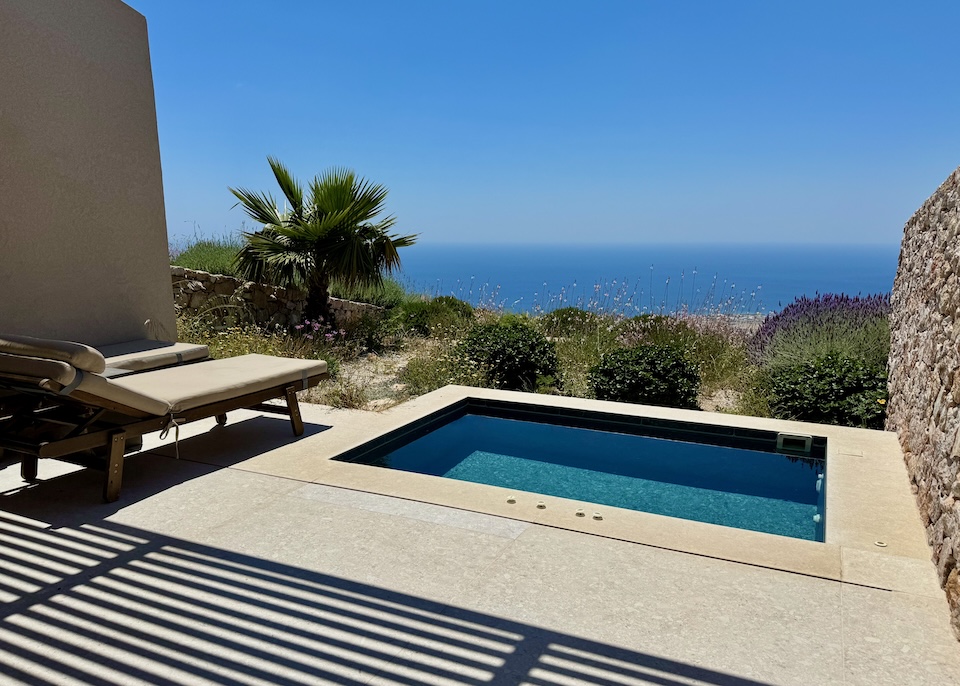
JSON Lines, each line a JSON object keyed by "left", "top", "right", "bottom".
{"left": 297, "top": 386, "right": 933, "bottom": 593}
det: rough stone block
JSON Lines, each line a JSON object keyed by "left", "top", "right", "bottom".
{"left": 888, "top": 165, "right": 960, "bottom": 638}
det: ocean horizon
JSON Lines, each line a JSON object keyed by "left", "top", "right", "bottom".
{"left": 394, "top": 243, "right": 900, "bottom": 315}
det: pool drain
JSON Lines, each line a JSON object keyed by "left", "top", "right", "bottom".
{"left": 874, "top": 541, "right": 888, "bottom": 548}
{"left": 575, "top": 509, "right": 585, "bottom": 517}
{"left": 592, "top": 512, "right": 603, "bottom": 521}
{"left": 536, "top": 501, "right": 546, "bottom": 509}
{"left": 506, "top": 496, "right": 516, "bottom": 504}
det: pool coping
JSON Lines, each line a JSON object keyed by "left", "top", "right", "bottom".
{"left": 271, "top": 387, "right": 937, "bottom": 596}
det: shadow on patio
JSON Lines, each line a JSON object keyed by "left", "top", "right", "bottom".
{"left": 0, "top": 509, "right": 770, "bottom": 686}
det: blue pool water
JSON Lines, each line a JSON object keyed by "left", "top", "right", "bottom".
{"left": 347, "top": 413, "right": 825, "bottom": 541}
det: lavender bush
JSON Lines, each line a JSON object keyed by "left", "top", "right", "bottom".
{"left": 749, "top": 293, "right": 891, "bottom": 368}
{"left": 743, "top": 293, "right": 892, "bottom": 429}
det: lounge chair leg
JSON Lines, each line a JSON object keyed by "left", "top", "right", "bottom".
{"left": 20, "top": 453, "right": 38, "bottom": 482}
{"left": 103, "top": 430, "right": 126, "bottom": 503}
{"left": 215, "top": 413, "right": 227, "bottom": 426}
{"left": 285, "top": 385, "right": 304, "bottom": 437}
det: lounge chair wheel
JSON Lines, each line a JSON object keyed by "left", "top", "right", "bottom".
{"left": 215, "top": 413, "right": 227, "bottom": 426}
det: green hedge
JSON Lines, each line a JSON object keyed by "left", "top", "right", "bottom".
{"left": 460, "top": 320, "right": 558, "bottom": 391}
{"left": 589, "top": 344, "right": 700, "bottom": 409}
{"left": 767, "top": 352, "right": 887, "bottom": 429}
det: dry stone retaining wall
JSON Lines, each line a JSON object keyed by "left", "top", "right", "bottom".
{"left": 170, "top": 266, "right": 383, "bottom": 328}
{"left": 887, "top": 166, "right": 960, "bottom": 635}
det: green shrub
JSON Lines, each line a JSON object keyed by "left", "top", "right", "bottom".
{"left": 538, "top": 307, "right": 601, "bottom": 337}
{"left": 399, "top": 341, "right": 487, "bottom": 395}
{"left": 391, "top": 298, "right": 472, "bottom": 336}
{"left": 766, "top": 352, "right": 887, "bottom": 429}
{"left": 340, "top": 312, "right": 391, "bottom": 354}
{"left": 316, "top": 379, "right": 370, "bottom": 409}
{"left": 459, "top": 321, "right": 558, "bottom": 391}
{"left": 170, "top": 234, "right": 245, "bottom": 277}
{"left": 433, "top": 295, "right": 474, "bottom": 319}
{"left": 589, "top": 344, "right": 700, "bottom": 409}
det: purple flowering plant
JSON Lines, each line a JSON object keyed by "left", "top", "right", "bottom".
{"left": 292, "top": 317, "right": 346, "bottom": 345}
{"left": 749, "top": 293, "right": 891, "bottom": 367}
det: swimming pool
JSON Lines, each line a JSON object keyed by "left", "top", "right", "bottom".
{"left": 334, "top": 399, "right": 827, "bottom": 541}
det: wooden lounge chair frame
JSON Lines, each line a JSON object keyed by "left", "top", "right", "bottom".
{"left": 0, "top": 370, "right": 327, "bottom": 502}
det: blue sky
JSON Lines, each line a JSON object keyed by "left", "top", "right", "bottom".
{"left": 126, "top": 0, "right": 960, "bottom": 246}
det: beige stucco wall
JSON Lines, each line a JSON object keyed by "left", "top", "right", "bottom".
{"left": 0, "top": 0, "right": 175, "bottom": 346}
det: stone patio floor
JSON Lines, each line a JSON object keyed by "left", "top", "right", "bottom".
{"left": 1, "top": 400, "right": 959, "bottom": 686}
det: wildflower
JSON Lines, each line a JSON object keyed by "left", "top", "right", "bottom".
{"left": 294, "top": 324, "right": 303, "bottom": 331}
{"left": 878, "top": 398, "right": 886, "bottom": 405}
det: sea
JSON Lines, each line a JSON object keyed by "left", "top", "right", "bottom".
{"left": 394, "top": 243, "right": 900, "bottom": 316}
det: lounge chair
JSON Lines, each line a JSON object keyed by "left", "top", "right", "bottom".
{"left": 0, "top": 334, "right": 328, "bottom": 502}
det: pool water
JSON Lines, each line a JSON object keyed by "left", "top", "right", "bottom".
{"left": 337, "top": 412, "right": 826, "bottom": 541}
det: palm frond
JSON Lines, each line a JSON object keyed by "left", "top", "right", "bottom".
{"left": 229, "top": 187, "right": 284, "bottom": 227}
{"left": 320, "top": 229, "right": 383, "bottom": 288}
{"left": 309, "top": 167, "right": 358, "bottom": 214}
{"left": 234, "top": 228, "right": 313, "bottom": 288}
{"left": 267, "top": 157, "right": 305, "bottom": 221}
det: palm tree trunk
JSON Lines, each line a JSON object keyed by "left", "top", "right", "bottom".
{"left": 304, "top": 273, "right": 333, "bottom": 326}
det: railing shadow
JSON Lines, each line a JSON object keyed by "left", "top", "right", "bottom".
{"left": 0, "top": 510, "right": 772, "bottom": 686}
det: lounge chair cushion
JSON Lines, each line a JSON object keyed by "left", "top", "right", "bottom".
{"left": 107, "top": 354, "right": 327, "bottom": 413}
{"left": 0, "top": 352, "right": 80, "bottom": 387}
{"left": 97, "top": 340, "right": 209, "bottom": 371}
{"left": 0, "top": 352, "right": 326, "bottom": 417}
{"left": 0, "top": 333, "right": 106, "bottom": 373}
{"left": 0, "top": 352, "right": 171, "bottom": 415}
{"left": 69, "top": 367, "right": 172, "bottom": 416}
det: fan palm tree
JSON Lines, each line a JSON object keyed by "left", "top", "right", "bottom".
{"left": 230, "top": 157, "right": 417, "bottom": 323}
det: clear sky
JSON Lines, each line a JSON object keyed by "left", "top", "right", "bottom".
{"left": 125, "top": 0, "right": 960, "bottom": 246}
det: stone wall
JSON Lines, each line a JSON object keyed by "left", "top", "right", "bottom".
{"left": 887, "top": 166, "right": 960, "bottom": 635}
{"left": 171, "top": 267, "right": 384, "bottom": 328}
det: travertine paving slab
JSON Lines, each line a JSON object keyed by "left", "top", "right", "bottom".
{"left": 107, "top": 466, "right": 306, "bottom": 540}
{"left": 456, "top": 525, "right": 845, "bottom": 686}
{"left": 291, "top": 483, "right": 530, "bottom": 540}
{"left": 841, "top": 546, "right": 944, "bottom": 597}
{"left": 840, "top": 584, "right": 960, "bottom": 685}
{"left": 193, "top": 484, "right": 520, "bottom": 606}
